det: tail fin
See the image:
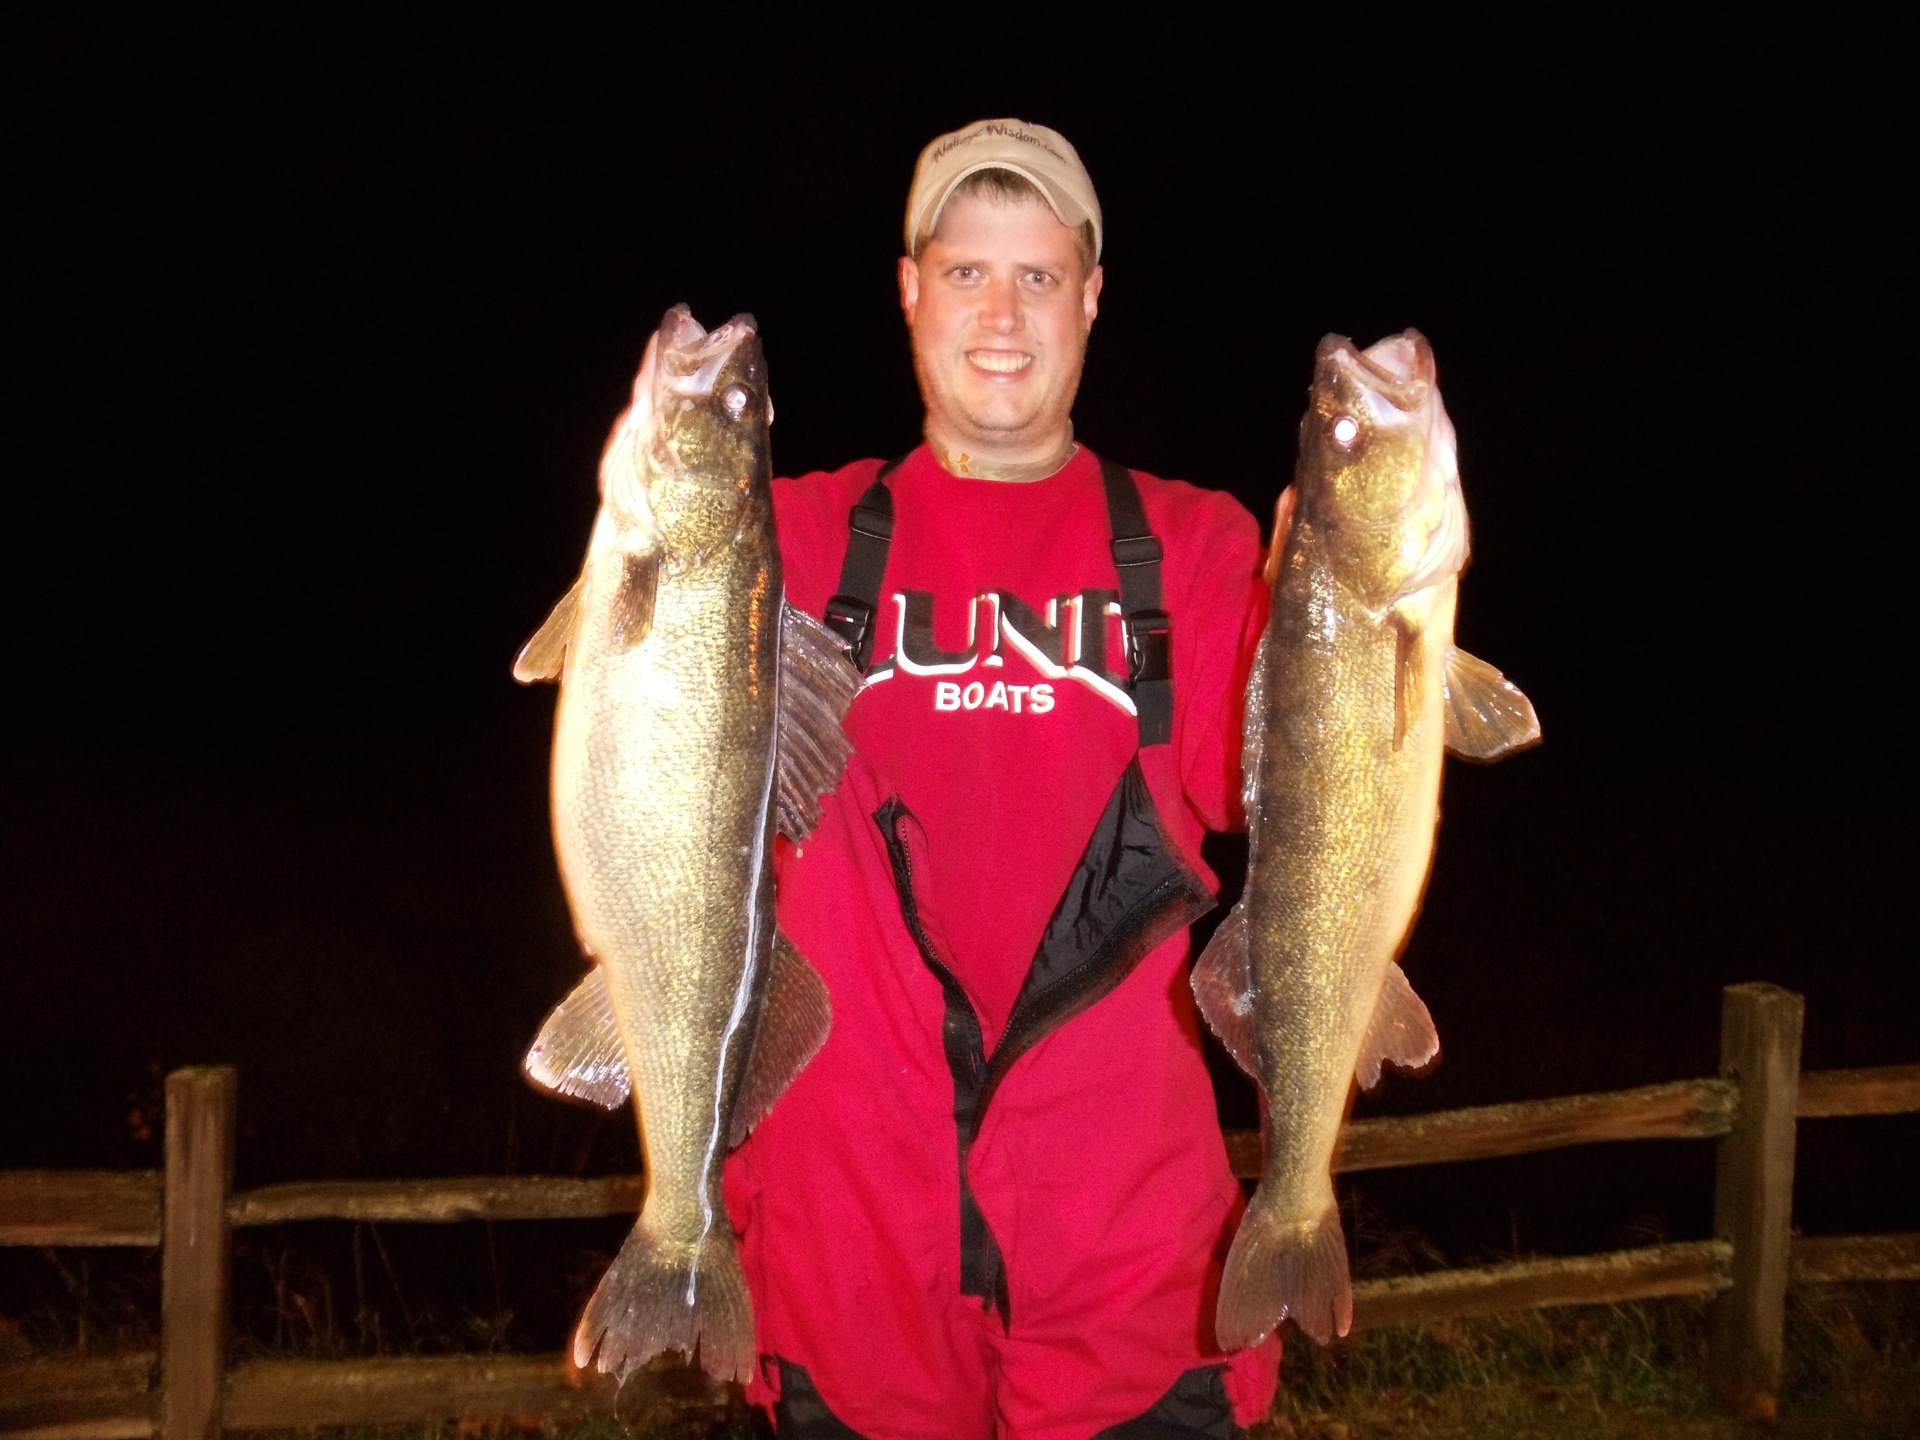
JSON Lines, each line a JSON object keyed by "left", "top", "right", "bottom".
{"left": 1217, "top": 1193, "right": 1352, "bottom": 1348}
{"left": 572, "top": 1219, "right": 755, "bottom": 1384}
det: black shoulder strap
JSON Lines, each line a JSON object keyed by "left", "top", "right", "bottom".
{"left": 1099, "top": 456, "right": 1173, "bottom": 747}
{"left": 822, "top": 455, "right": 906, "bottom": 671}
{"left": 823, "top": 451, "right": 1174, "bottom": 746}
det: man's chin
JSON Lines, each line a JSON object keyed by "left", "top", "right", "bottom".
{"left": 947, "top": 399, "right": 1048, "bottom": 441}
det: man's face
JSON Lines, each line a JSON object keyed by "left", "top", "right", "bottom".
{"left": 898, "top": 191, "right": 1103, "bottom": 464}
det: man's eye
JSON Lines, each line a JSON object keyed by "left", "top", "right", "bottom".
{"left": 951, "top": 265, "right": 980, "bottom": 281}
{"left": 1025, "top": 271, "right": 1055, "bottom": 287}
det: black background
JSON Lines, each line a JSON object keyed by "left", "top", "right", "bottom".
{"left": 3, "top": 7, "right": 1913, "bottom": 1333}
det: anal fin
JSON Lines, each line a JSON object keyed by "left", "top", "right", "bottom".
{"left": 523, "top": 967, "right": 631, "bottom": 1109}
{"left": 728, "top": 930, "right": 832, "bottom": 1146}
{"left": 1192, "top": 904, "right": 1262, "bottom": 1086}
{"left": 1443, "top": 646, "right": 1541, "bottom": 759}
{"left": 1354, "top": 962, "right": 1439, "bottom": 1090}
{"left": 774, "top": 602, "right": 861, "bottom": 842}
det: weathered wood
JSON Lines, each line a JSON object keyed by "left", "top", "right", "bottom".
{"left": 158, "top": 1068, "right": 235, "bottom": 1440}
{"left": 0, "top": 1171, "right": 162, "bottom": 1248}
{"left": 1223, "top": 1077, "right": 1738, "bottom": 1180}
{"left": 1351, "top": 1239, "right": 1733, "bottom": 1331}
{"left": 1707, "top": 983, "right": 1804, "bottom": 1419}
{"left": 1796, "top": 1063, "right": 1920, "bottom": 1119}
{"left": 228, "top": 1173, "right": 646, "bottom": 1227}
{"left": 0, "top": 1353, "right": 154, "bottom": 1437}
{"left": 1792, "top": 1231, "right": 1920, "bottom": 1284}
{"left": 222, "top": 1355, "right": 617, "bottom": 1427}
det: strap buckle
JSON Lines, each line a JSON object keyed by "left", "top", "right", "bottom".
{"left": 823, "top": 595, "right": 875, "bottom": 663}
{"left": 849, "top": 502, "right": 895, "bottom": 543}
{"left": 1124, "top": 608, "right": 1171, "bottom": 684}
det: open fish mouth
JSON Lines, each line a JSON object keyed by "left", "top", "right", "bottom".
{"left": 649, "top": 306, "right": 768, "bottom": 491}
{"left": 658, "top": 306, "right": 760, "bottom": 400}
{"left": 1318, "top": 330, "right": 1435, "bottom": 413}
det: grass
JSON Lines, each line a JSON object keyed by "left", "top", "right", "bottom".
{"left": 8, "top": 1241, "right": 1918, "bottom": 1437}
{"left": 212, "top": 1290, "right": 1920, "bottom": 1439}
{"left": 1258, "top": 1286, "right": 1920, "bottom": 1440}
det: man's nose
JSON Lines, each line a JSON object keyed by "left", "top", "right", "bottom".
{"left": 978, "top": 275, "right": 1021, "bottom": 333}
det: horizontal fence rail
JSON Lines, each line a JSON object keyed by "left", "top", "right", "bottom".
{"left": 3, "top": 983, "right": 1917, "bottom": 1435}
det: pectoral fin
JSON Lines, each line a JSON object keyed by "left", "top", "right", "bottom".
{"left": 1263, "top": 485, "right": 1297, "bottom": 588}
{"left": 612, "top": 551, "right": 659, "bottom": 649}
{"left": 1192, "top": 904, "right": 1262, "bottom": 1087}
{"left": 523, "top": 966, "right": 630, "bottom": 1109}
{"left": 1354, "top": 962, "right": 1439, "bottom": 1090}
{"left": 512, "top": 572, "right": 586, "bottom": 684}
{"left": 729, "top": 931, "right": 833, "bottom": 1146}
{"left": 774, "top": 602, "right": 861, "bottom": 842}
{"left": 1391, "top": 616, "right": 1421, "bottom": 752}
{"left": 1442, "top": 646, "right": 1541, "bottom": 759}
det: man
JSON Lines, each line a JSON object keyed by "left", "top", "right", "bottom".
{"left": 723, "top": 118, "right": 1281, "bottom": 1437}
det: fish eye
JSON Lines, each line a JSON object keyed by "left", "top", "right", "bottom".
{"left": 1331, "top": 415, "right": 1361, "bottom": 448}
{"left": 722, "top": 385, "right": 750, "bottom": 417}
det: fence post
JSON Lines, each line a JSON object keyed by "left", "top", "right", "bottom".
{"left": 1708, "top": 983, "right": 1803, "bottom": 1418}
{"left": 160, "top": 1066, "right": 236, "bottom": 1440}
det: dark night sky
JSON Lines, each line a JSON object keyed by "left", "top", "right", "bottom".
{"left": 3, "top": 9, "right": 1914, "bottom": 1268}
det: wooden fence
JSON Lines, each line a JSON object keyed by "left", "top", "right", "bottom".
{"left": 3, "top": 981, "right": 1916, "bottom": 1435}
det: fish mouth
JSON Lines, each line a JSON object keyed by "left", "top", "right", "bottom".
{"left": 658, "top": 305, "right": 760, "bottom": 401}
{"left": 1317, "top": 330, "right": 1435, "bottom": 412}
{"left": 649, "top": 304, "right": 768, "bottom": 491}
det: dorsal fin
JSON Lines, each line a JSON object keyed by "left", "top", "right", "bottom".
{"left": 728, "top": 931, "right": 833, "bottom": 1146}
{"left": 1191, "top": 904, "right": 1262, "bottom": 1088}
{"left": 1240, "top": 633, "right": 1272, "bottom": 826}
{"left": 775, "top": 602, "right": 861, "bottom": 842}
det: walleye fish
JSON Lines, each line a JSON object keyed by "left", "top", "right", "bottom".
{"left": 1195, "top": 331, "right": 1539, "bottom": 1348}
{"left": 513, "top": 306, "right": 858, "bottom": 1383}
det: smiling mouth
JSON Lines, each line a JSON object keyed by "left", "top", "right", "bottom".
{"left": 967, "top": 350, "right": 1032, "bottom": 374}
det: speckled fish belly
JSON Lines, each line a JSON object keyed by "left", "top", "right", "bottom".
{"left": 1195, "top": 331, "right": 1540, "bottom": 1349}
{"left": 513, "top": 307, "right": 859, "bottom": 1384}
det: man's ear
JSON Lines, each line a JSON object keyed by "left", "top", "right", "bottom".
{"left": 1082, "top": 263, "right": 1104, "bottom": 327}
{"left": 898, "top": 255, "right": 920, "bottom": 324}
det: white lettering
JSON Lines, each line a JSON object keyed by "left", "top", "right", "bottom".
{"left": 934, "top": 681, "right": 962, "bottom": 711}
{"left": 1008, "top": 684, "right": 1028, "bottom": 713}
{"left": 985, "top": 681, "right": 1009, "bottom": 711}
{"left": 961, "top": 681, "right": 986, "bottom": 710}
{"left": 1029, "top": 683, "right": 1055, "bottom": 715}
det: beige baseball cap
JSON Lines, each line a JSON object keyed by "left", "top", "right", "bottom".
{"left": 905, "top": 118, "right": 1103, "bottom": 261}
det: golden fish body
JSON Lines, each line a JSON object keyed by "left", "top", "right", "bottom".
{"left": 1197, "top": 331, "right": 1538, "bottom": 1348}
{"left": 552, "top": 447, "right": 777, "bottom": 1380}
{"left": 516, "top": 307, "right": 849, "bottom": 1384}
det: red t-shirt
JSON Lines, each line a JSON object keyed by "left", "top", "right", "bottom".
{"left": 774, "top": 442, "right": 1265, "bottom": 1048}
{"left": 730, "top": 442, "right": 1280, "bottom": 1429}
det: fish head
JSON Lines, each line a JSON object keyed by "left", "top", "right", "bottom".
{"left": 1297, "top": 330, "right": 1467, "bottom": 612}
{"left": 598, "top": 306, "right": 772, "bottom": 561}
